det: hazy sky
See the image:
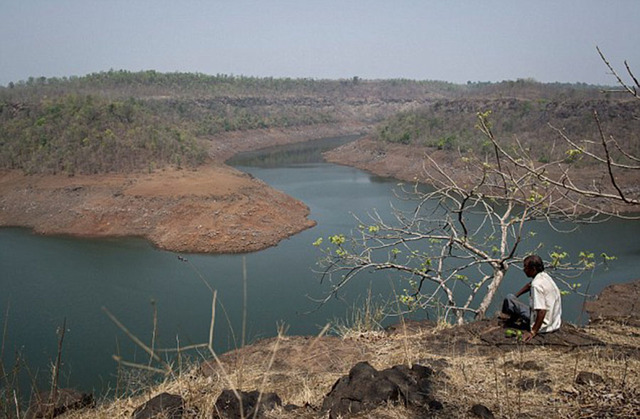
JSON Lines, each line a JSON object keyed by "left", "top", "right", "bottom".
{"left": 1, "top": 1, "right": 639, "bottom": 86}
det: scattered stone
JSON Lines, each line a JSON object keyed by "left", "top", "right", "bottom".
{"left": 521, "top": 360, "right": 543, "bottom": 371}
{"left": 517, "top": 377, "right": 553, "bottom": 393}
{"left": 213, "top": 389, "right": 282, "bottom": 419}
{"left": 575, "top": 371, "right": 605, "bottom": 386}
{"left": 518, "top": 378, "right": 537, "bottom": 391}
{"left": 25, "top": 388, "right": 94, "bottom": 419}
{"left": 283, "top": 403, "right": 300, "bottom": 411}
{"left": 132, "top": 392, "right": 185, "bottom": 419}
{"left": 321, "top": 361, "right": 434, "bottom": 418}
{"left": 470, "top": 403, "right": 495, "bottom": 418}
{"left": 429, "top": 399, "right": 444, "bottom": 410}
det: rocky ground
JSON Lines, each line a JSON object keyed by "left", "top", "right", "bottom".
{"left": 41, "top": 279, "right": 640, "bottom": 418}
{"left": 0, "top": 123, "right": 363, "bottom": 253}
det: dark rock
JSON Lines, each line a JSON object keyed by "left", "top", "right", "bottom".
{"left": 428, "top": 400, "right": 444, "bottom": 410}
{"left": 502, "top": 360, "right": 515, "bottom": 368}
{"left": 321, "top": 361, "right": 435, "bottom": 418}
{"left": 521, "top": 360, "right": 543, "bottom": 371}
{"left": 575, "top": 371, "right": 605, "bottom": 386}
{"left": 518, "top": 378, "right": 536, "bottom": 391}
{"left": 132, "top": 393, "right": 185, "bottom": 419}
{"left": 470, "top": 403, "right": 495, "bottom": 418}
{"left": 538, "top": 384, "right": 553, "bottom": 394}
{"left": 26, "top": 388, "right": 94, "bottom": 419}
{"left": 283, "top": 403, "right": 300, "bottom": 411}
{"left": 213, "top": 389, "right": 282, "bottom": 419}
{"left": 517, "top": 377, "right": 552, "bottom": 393}
{"left": 348, "top": 361, "right": 377, "bottom": 381}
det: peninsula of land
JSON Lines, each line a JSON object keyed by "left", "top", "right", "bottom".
{"left": 2, "top": 73, "right": 638, "bottom": 252}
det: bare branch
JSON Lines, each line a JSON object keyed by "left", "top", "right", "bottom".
{"left": 597, "top": 45, "right": 639, "bottom": 99}
{"left": 624, "top": 60, "right": 640, "bottom": 92}
{"left": 314, "top": 48, "right": 637, "bottom": 324}
{"left": 593, "top": 111, "right": 629, "bottom": 203}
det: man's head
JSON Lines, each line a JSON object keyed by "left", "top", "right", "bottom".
{"left": 523, "top": 254, "right": 544, "bottom": 278}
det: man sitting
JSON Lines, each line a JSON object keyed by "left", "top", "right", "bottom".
{"left": 501, "top": 254, "right": 562, "bottom": 342}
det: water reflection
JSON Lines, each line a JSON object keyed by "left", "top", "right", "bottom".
{"left": 226, "top": 134, "right": 360, "bottom": 167}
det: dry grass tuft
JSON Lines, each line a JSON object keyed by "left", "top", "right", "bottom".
{"left": 57, "top": 317, "right": 640, "bottom": 418}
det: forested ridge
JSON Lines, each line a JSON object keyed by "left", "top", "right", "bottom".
{"left": 375, "top": 97, "right": 640, "bottom": 164}
{"left": 1, "top": 70, "right": 632, "bottom": 174}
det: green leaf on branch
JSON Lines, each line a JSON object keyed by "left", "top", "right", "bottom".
{"left": 550, "top": 250, "right": 568, "bottom": 268}
{"left": 454, "top": 274, "right": 468, "bottom": 283}
{"left": 579, "top": 251, "right": 595, "bottom": 269}
{"left": 329, "top": 234, "right": 346, "bottom": 245}
{"left": 600, "top": 252, "right": 617, "bottom": 262}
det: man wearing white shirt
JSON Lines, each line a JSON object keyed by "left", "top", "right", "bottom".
{"left": 501, "top": 254, "right": 562, "bottom": 342}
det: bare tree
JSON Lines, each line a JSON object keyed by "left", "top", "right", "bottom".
{"left": 316, "top": 110, "right": 605, "bottom": 324}
{"left": 316, "top": 49, "right": 636, "bottom": 324}
{"left": 484, "top": 47, "right": 639, "bottom": 217}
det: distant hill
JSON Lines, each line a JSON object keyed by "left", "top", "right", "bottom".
{"left": 374, "top": 97, "right": 640, "bottom": 164}
{"left": 0, "top": 70, "right": 631, "bottom": 174}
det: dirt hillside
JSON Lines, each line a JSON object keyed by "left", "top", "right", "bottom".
{"left": 0, "top": 123, "right": 361, "bottom": 253}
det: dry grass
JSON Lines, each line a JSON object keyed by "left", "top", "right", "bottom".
{"left": 54, "top": 315, "right": 640, "bottom": 418}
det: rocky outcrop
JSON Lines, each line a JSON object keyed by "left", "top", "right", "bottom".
{"left": 213, "top": 389, "right": 282, "bottom": 419}
{"left": 470, "top": 403, "right": 495, "bottom": 418}
{"left": 25, "top": 389, "right": 94, "bottom": 419}
{"left": 321, "top": 361, "right": 438, "bottom": 418}
{"left": 575, "top": 371, "right": 605, "bottom": 386}
{"left": 131, "top": 393, "right": 191, "bottom": 419}
{"left": 585, "top": 279, "right": 640, "bottom": 326}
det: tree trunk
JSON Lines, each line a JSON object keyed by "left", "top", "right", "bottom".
{"left": 475, "top": 267, "right": 506, "bottom": 319}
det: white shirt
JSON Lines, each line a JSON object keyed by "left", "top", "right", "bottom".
{"left": 530, "top": 271, "right": 562, "bottom": 333}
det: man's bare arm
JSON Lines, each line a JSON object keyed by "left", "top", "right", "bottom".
{"left": 515, "top": 282, "right": 531, "bottom": 298}
{"left": 524, "top": 308, "right": 547, "bottom": 342}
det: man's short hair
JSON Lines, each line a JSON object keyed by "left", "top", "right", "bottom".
{"left": 524, "top": 254, "right": 545, "bottom": 273}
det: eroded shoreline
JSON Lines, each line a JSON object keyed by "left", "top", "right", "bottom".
{"left": 0, "top": 123, "right": 364, "bottom": 253}
{"left": 5, "top": 122, "right": 636, "bottom": 253}
{"left": 324, "top": 137, "right": 640, "bottom": 214}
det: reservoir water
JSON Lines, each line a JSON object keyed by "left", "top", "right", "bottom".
{"left": 1, "top": 135, "right": 639, "bottom": 397}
